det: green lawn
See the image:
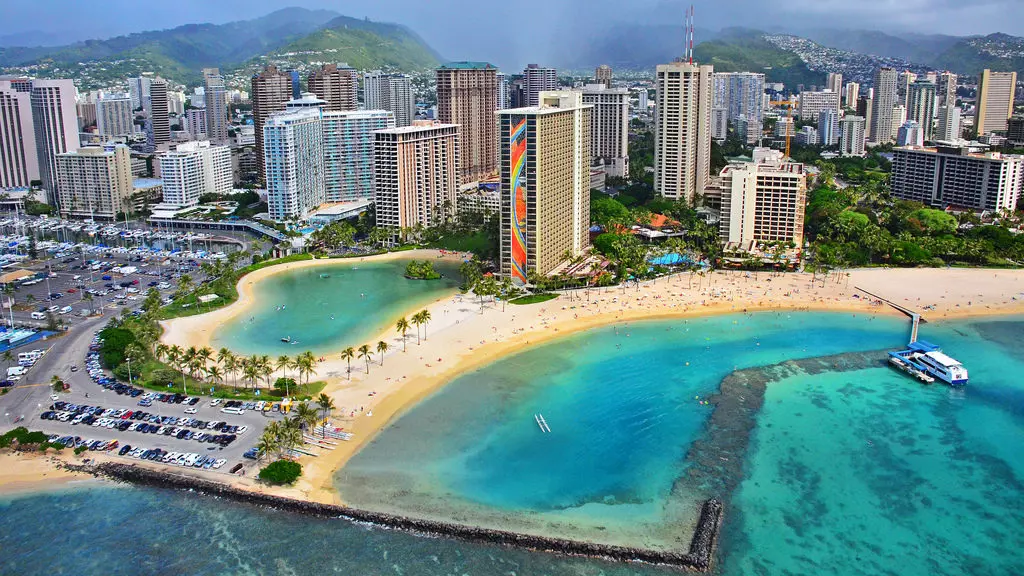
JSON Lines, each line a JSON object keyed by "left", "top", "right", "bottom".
{"left": 509, "top": 293, "right": 559, "bottom": 305}
{"left": 427, "top": 231, "right": 490, "bottom": 254}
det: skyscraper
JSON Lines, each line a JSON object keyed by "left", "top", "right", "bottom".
{"left": 818, "top": 109, "right": 840, "bottom": 146}
{"left": 654, "top": 60, "right": 713, "bottom": 201}
{"left": 897, "top": 120, "right": 924, "bottom": 146}
{"left": 522, "top": 64, "right": 558, "bottom": 107}
{"left": 263, "top": 108, "right": 325, "bottom": 220}
{"left": 496, "top": 72, "right": 509, "bottom": 110}
{"left": 581, "top": 84, "right": 630, "bottom": 177}
{"left": 827, "top": 73, "right": 843, "bottom": 96}
{"left": 363, "top": 72, "right": 415, "bottom": 127}
{"left": 937, "top": 72, "right": 957, "bottom": 107}
{"left": 936, "top": 105, "right": 962, "bottom": 141}
{"left": 31, "top": 79, "right": 80, "bottom": 206}
{"left": 56, "top": 143, "right": 133, "bottom": 219}
{"left": 844, "top": 82, "right": 860, "bottom": 109}
{"left": 159, "top": 140, "right": 232, "bottom": 207}
{"left": 498, "top": 91, "right": 591, "bottom": 284}
{"left": 307, "top": 64, "right": 358, "bottom": 112}
{"left": 203, "top": 68, "right": 229, "bottom": 142}
{"left": 186, "top": 108, "right": 207, "bottom": 138}
{"left": 798, "top": 89, "right": 840, "bottom": 122}
{"left": 839, "top": 116, "right": 866, "bottom": 156}
{"left": 320, "top": 109, "right": 394, "bottom": 202}
{"left": 975, "top": 69, "right": 1017, "bottom": 136}
{"left": 436, "top": 62, "right": 498, "bottom": 183}
{"left": 906, "top": 80, "right": 936, "bottom": 141}
{"left": 96, "top": 94, "right": 134, "bottom": 137}
{"left": 127, "top": 76, "right": 151, "bottom": 110}
{"left": 373, "top": 121, "right": 460, "bottom": 230}
{"left": 251, "top": 65, "right": 294, "bottom": 185}
{"left": 595, "top": 65, "right": 613, "bottom": 89}
{"left": 147, "top": 78, "right": 170, "bottom": 147}
{"left": 0, "top": 80, "right": 38, "bottom": 188}
{"left": 869, "top": 67, "right": 898, "bottom": 144}
{"left": 897, "top": 70, "right": 917, "bottom": 107}
{"left": 712, "top": 72, "right": 765, "bottom": 144}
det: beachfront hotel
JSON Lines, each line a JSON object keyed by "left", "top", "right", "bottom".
{"left": 712, "top": 148, "right": 807, "bottom": 247}
{"left": 891, "top": 144, "right": 1024, "bottom": 211}
{"left": 373, "top": 121, "right": 460, "bottom": 230}
{"left": 653, "top": 60, "right": 713, "bottom": 202}
{"left": 498, "top": 91, "right": 591, "bottom": 285}
{"left": 263, "top": 108, "right": 326, "bottom": 221}
{"left": 320, "top": 109, "right": 394, "bottom": 203}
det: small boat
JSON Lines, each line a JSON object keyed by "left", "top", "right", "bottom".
{"left": 281, "top": 336, "right": 291, "bottom": 343}
{"left": 319, "top": 274, "right": 330, "bottom": 278}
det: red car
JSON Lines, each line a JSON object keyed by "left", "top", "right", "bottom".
{"left": 67, "top": 288, "right": 77, "bottom": 293}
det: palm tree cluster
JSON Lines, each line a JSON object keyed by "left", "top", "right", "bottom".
{"left": 256, "top": 394, "right": 337, "bottom": 459}
{"left": 154, "top": 345, "right": 318, "bottom": 397}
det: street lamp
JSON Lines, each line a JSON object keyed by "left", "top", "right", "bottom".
{"left": 126, "top": 356, "right": 132, "bottom": 385}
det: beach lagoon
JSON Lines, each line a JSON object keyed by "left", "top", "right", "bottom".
{"left": 210, "top": 258, "right": 461, "bottom": 356}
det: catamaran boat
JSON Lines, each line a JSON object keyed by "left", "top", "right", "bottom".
{"left": 888, "top": 341, "right": 968, "bottom": 386}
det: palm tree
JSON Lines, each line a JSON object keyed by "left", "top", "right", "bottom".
{"left": 276, "top": 354, "right": 292, "bottom": 395}
{"left": 395, "top": 317, "right": 410, "bottom": 352}
{"left": 2, "top": 350, "right": 13, "bottom": 373}
{"left": 293, "top": 402, "right": 320, "bottom": 432}
{"left": 154, "top": 343, "right": 169, "bottom": 363}
{"left": 224, "top": 354, "right": 239, "bottom": 392}
{"left": 316, "top": 393, "right": 335, "bottom": 421}
{"left": 258, "top": 355, "right": 273, "bottom": 391}
{"left": 242, "top": 357, "right": 260, "bottom": 393}
{"left": 340, "top": 347, "right": 355, "bottom": 379}
{"left": 376, "top": 340, "right": 389, "bottom": 366}
{"left": 358, "top": 344, "right": 372, "bottom": 374}
{"left": 413, "top": 309, "right": 432, "bottom": 342}
{"left": 206, "top": 366, "right": 223, "bottom": 392}
{"left": 166, "top": 344, "right": 183, "bottom": 371}
{"left": 411, "top": 312, "right": 423, "bottom": 345}
{"left": 197, "top": 346, "right": 214, "bottom": 375}
{"left": 256, "top": 428, "right": 280, "bottom": 460}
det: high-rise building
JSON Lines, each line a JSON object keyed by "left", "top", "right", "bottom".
{"left": 363, "top": 72, "right": 415, "bottom": 127}
{"left": 159, "top": 140, "right": 232, "bottom": 207}
{"left": 522, "top": 64, "right": 558, "bottom": 107}
{"left": 711, "top": 108, "right": 729, "bottom": 141}
{"left": 638, "top": 89, "right": 649, "bottom": 111}
{"left": 595, "top": 65, "right": 613, "bottom": 89}
{"left": 798, "top": 89, "right": 840, "bottom": 122}
{"left": 307, "top": 64, "right": 358, "bottom": 112}
{"left": 827, "top": 73, "right": 843, "bottom": 96}
{"left": 857, "top": 96, "right": 874, "bottom": 138}
{"left": 892, "top": 145, "right": 1023, "bottom": 211}
{"left": 717, "top": 148, "right": 807, "bottom": 247}
{"left": 906, "top": 80, "right": 936, "bottom": 141}
{"left": 96, "top": 95, "right": 134, "bottom": 137}
{"left": 844, "top": 82, "right": 860, "bottom": 109}
{"left": 839, "top": 115, "right": 866, "bottom": 156}
{"left": 936, "top": 105, "right": 962, "bottom": 141}
{"left": 891, "top": 105, "right": 908, "bottom": 140}
{"left": 186, "top": 108, "right": 207, "bottom": 138}
{"left": 498, "top": 91, "right": 591, "bottom": 284}
{"left": 146, "top": 78, "right": 170, "bottom": 147}
{"left": 496, "top": 72, "right": 509, "bottom": 110}
{"left": 869, "top": 67, "right": 898, "bottom": 144}
{"left": 127, "top": 76, "right": 151, "bottom": 110}
{"left": 897, "top": 120, "right": 924, "bottom": 146}
{"left": 0, "top": 80, "right": 38, "bottom": 188}
{"left": 797, "top": 126, "right": 819, "bottom": 146}
{"left": 654, "top": 61, "right": 713, "bottom": 201}
{"left": 818, "top": 109, "right": 840, "bottom": 146}
{"left": 263, "top": 108, "right": 325, "bottom": 220}
{"left": 897, "top": 71, "right": 917, "bottom": 108}
{"left": 203, "top": 68, "right": 229, "bottom": 142}
{"left": 56, "top": 143, "right": 133, "bottom": 219}
{"left": 1008, "top": 116, "right": 1024, "bottom": 145}
{"left": 373, "top": 121, "right": 460, "bottom": 230}
{"left": 436, "top": 61, "right": 498, "bottom": 183}
{"left": 581, "top": 84, "right": 630, "bottom": 178}
{"left": 76, "top": 102, "right": 96, "bottom": 130}
{"left": 167, "top": 91, "right": 185, "bottom": 116}
{"left": 251, "top": 65, "right": 294, "bottom": 185}
{"left": 937, "top": 72, "right": 957, "bottom": 107}
{"left": 712, "top": 72, "right": 765, "bottom": 144}
{"left": 31, "top": 79, "right": 80, "bottom": 206}
{"left": 320, "top": 109, "right": 394, "bottom": 202}
{"left": 974, "top": 69, "right": 1017, "bottom": 136}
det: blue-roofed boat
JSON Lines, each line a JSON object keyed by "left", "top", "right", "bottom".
{"left": 888, "top": 340, "right": 968, "bottom": 386}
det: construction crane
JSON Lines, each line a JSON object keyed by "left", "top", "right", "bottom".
{"left": 770, "top": 100, "right": 797, "bottom": 159}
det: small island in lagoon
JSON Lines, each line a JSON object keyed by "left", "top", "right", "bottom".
{"left": 404, "top": 260, "right": 442, "bottom": 280}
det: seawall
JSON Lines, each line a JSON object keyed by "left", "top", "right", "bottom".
{"left": 90, "top": 462, "right": 723, "bottom": 571}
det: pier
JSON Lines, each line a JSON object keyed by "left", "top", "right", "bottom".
{"left": 854, "top": 286, "right": 925, "bottom": 342}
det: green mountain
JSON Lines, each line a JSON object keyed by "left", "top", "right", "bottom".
{"left": 800, "top": 29, "right": 960, "bottom": 65}
{"left": 693, "top": 29, "right": 824, "bottom": 87}
{"left": 245, "top": 15, "right": 442, "bottom": 72}
{"left": 931, "top": 33, "right": 1024, "bottom": 76}
{"left": 0, "top": 8, "right": 441, "bottom": 88}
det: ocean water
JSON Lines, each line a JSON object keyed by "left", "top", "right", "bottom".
{"left": 211, "top": 258, "right": 460, "bottom": 356}
{"left": 2, "top": 312, "right": 1022, "bottom": 575}
{"left": 335, "top": 312, "right": 908, "bottom": 550}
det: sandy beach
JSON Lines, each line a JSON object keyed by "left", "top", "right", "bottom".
{"left": 0, "top": 452, "right": 98, "bottom": 496}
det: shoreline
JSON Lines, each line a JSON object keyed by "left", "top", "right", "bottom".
{"left": 159, "top": 248, "right": 467, "bottom": 354}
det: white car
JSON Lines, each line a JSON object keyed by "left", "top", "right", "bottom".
{"left": 50, "top": 394, "right": 59, "bottom": 401}
{"left": 209, "top": 399, "right": 221, "bottom": 407}
{"left": 184, "top": 407, "right": 198, "bottom": 415}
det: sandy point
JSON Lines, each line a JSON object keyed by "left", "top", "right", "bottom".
{"left": 158, "top": 248, "right": 468, "bottom": 352}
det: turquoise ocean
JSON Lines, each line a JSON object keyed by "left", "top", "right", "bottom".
{"left": 2, "top": 312, "right": 1023, "bottom": 575}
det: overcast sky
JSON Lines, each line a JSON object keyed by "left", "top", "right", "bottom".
{"left": 6, "top": 0, "right": 1024, "bottom": 67}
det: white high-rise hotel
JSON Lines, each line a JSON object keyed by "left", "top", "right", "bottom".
{"left": 581, "top": 84, "right": 630, "bottom": 178}
{"left": 159, "top": 141, "right": 232, "bottom": 208}
{"left": 654, "top": 60, "right": 713, "bottom": 202}
{"left": 264, "top": 108, "right": 325, "bottom": 220}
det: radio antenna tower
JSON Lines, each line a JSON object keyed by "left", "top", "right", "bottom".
{"left": 688, "top": 5, "right": 695, "bottom": 64}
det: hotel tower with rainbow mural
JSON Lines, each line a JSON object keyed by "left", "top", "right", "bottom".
{"left": 498, "top": 91, "right": 591, "bottom": 286}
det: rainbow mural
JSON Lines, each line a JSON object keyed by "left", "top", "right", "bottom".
{"left": 510, "top": 118, "right": 529, "bottom": 285}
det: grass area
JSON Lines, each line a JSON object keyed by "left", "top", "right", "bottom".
{"left": 426, "top": 231, "right": 490, "bottom": 254}
{"left": 509, "top": 293, "right": 559, "bottom": 305}
{"left": 159, "top": 253, "right": 313, "bottom": 320}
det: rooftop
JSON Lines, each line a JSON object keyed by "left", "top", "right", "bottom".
{"left": 439, "top": 61, "right": 497, "bottom": 70}
{"left": 375, "top": 121, "right": 458, "bottom": 134}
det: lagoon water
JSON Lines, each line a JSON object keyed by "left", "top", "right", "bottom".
{"left": 210, "top": 258, "right": 460, "bottom": 356}
{"left": 3, "top": 312, "right": 1024, "bottom": 574}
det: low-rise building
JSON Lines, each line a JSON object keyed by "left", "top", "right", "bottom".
{"left": 56, "top": 143, "right": 134, "bottom": 219}
{"left": 891, "top": 145, "right": 1024, "bottom": 211}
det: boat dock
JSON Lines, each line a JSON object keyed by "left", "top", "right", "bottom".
{"left": 855, "top": 286, "right": 925, "bottom": 343}
{"left": 534, "top": 413, "right": 551, "bottom": 433}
